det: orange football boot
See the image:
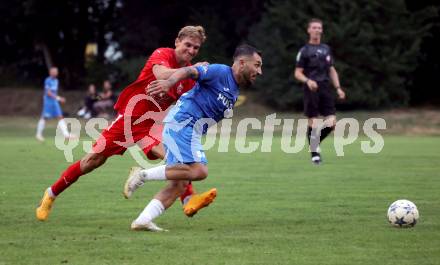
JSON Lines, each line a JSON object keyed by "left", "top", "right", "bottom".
{"left": 183, "top": 188, "right": 217, "bottom": 217}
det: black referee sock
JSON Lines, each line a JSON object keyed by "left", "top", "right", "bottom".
{"left": 320, "top": 126, "right": 335, "bottom": 142}
{"left": 307, "top": 126, "right": 312, "bottom": 145}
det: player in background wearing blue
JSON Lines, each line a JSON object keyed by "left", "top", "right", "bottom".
{"left": 36, "top": 67, "right": 74, "bottom": 141}
{"left": 123, "top": 44, "right": 262, "bottom": 231}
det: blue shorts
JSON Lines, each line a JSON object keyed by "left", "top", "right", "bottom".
{"left": 163, "top": 122, "right": 207, "bottom": 165}
{"left": 42, "top": 100, "right": 63, "bottom": 118}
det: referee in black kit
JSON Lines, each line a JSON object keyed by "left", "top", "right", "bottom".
{"left": 294, "top": 18, "right": 346, "bottom": 165}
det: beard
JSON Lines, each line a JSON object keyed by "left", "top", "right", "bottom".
{"left": 242, "top": 78, "right": 253, "bottom": 88}
{"left": 240, "top": 70, "right": 255, "bottom": 89}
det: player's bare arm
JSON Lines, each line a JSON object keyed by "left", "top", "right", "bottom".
{"left": 152, "top": 65, "right": 179, "bottom": 80}
{"left": 295, "top": 67, "right": 318, "bottom": 91}
{"left": 46, "top": 89, "right": 57, "bottom": 99}
{"left": 47, "top": 90, "right": 66, "bottom": 103}
{"left": 329, "top": 66, "right": 346, "bottom": 100}
{"left": 148, "top": 66, "right": 199, "bottom": 96}
{"left": 153, "top": 62, "right": 208, "bottom": 80}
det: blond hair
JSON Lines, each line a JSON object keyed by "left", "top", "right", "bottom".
{"left": 177, "top": 25, "right": 207, "bottom": 43}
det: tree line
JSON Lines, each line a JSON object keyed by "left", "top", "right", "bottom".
{"left": 0, "top": 0, "right": 438, "bottom": 109}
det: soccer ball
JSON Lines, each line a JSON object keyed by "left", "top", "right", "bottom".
{"left": 387, "top": 199, "right": 419, "bottom": 228}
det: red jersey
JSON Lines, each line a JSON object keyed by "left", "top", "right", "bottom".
{"left": 114, "top": 48, "right": 195, "bottom": 117}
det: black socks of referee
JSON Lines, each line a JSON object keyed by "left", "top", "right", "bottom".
{"left": 320, "top": 126, "right": 334, "bottom": 142}
{"left": 307, "top": 126, "right": 335, "bottom": 156}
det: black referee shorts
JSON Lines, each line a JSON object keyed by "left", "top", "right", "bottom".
{"left": 303, "top": 81, "right": 336, "bottom": 118}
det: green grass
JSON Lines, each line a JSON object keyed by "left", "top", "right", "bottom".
{"left": 1, "top": 122, "right": 440, "bottom": 264}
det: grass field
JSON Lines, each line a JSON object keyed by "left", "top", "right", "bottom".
{"left": 1, "top": 118, "right": 440, "bottom": 265}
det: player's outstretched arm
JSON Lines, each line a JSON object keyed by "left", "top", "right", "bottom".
{"left": 152, "top": 65, "right": 179, "bottom": 80}
{"left": 153, "top": 62, "right": 208, "bottom": 80}
{"left": 148, "top": 66, "right": 199, "bottom": 96}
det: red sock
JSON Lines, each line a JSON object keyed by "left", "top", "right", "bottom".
{"left": 180, "top": 182, "right": 194, "bottom": 204}
{"left": 51, "top": 161, "right": 84, "bottom": 196}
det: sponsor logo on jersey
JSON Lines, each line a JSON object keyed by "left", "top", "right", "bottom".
{"left": 217, "top": 93, "right": 234, "bottom": 109}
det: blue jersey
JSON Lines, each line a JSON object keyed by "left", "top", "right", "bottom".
{"left": 43, "top": 77, "right": 59, "bottom": 103}
{"left": 164, "top": 64, "right": 239, "bottom": 127}
{"left": 42, "top": 76, "right": 62, "bottom": 118}
{"left": 162, "top": 64, "right": 239, "bottom": 165}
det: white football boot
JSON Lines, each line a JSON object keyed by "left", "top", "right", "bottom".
{"left": 36, "top": 134, "right": 45, "bottom": 142}
{"left": 130, "top": 221, "right": 168, "bottom": 232}
{"left": 123, "top": 167, "right": 144, "bottom": 199}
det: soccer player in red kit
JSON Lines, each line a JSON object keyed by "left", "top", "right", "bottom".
{"left": 36, "top": 26, "right": 216, "bottom": 227}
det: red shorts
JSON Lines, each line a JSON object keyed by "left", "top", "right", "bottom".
{"left": 92, "top": 114, "right": 163, "bottom": 159}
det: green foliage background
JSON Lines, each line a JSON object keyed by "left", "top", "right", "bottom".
{"left": 248, "top": 0, "right": 437, "bottom": 110}
{"left": 0, "top": 0, "right": 438, "bottom": 109}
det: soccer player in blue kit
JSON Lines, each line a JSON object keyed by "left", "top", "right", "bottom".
{"left": 124, "top": 44, "right": 262, "bottom": 231}
{"left": 36, "top": 67, "right": 74, "bottom": 141}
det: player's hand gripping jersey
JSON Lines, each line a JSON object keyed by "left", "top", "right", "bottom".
{"left": 114, "top": 48, "right": 195, "bottom": 117}
{"left": 92, "top": 48, "right": 195, "bottom": 159}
